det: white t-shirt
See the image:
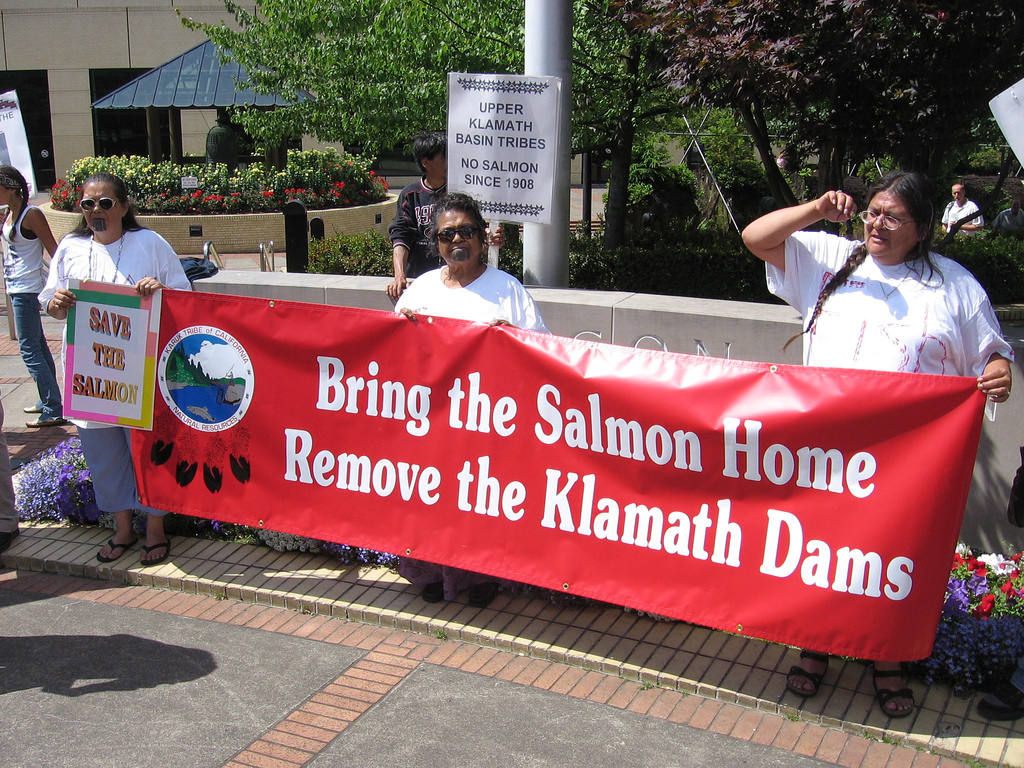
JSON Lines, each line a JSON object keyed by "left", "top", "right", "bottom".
{"left": 395, "top": 264, "right": 550, "bottom": 333}
{"left": 942, "top": 199, "right": 984, "bottom": 232}
{"left": 767, "top": 230, "right": 1012, "bottom": 376}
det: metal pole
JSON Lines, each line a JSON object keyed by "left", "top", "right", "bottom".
{"left": 523, "top": 0, "right": 571, "bottom": 287}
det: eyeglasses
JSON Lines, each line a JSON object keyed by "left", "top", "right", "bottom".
{"left": 858, "top": 210, "right": 911, "bottom": 231}
{"left": 79, "top": 197, "right": 116, "bottom": 212}
{"left": 436, "top": 225, "right": 480, "bottom": 243}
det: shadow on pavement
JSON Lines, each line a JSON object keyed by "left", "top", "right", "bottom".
{"left": 0, "top": 631, "right": 217, "bottom": 696}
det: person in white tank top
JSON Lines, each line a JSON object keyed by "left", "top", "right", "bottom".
{"left": 0, "top": 164, "right": 63, "bottom": 428}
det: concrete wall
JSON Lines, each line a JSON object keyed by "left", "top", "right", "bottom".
{"left": 192, "top": 270, "right": 1024, "bottom": 554}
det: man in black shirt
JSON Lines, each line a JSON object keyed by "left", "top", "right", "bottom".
{"left": 386, "top": 131, "right": 447, "bottom": 299}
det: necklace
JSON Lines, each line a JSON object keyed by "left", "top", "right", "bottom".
{"left": 880, "top": 267, "right": 915, "bottom": 301}
{"left": 881, "top": 279, "right": 904, "bottom": 300}
{"left": 87, "top": 233, "right": 126, "bottom": 283}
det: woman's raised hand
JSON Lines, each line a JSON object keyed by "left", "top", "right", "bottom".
{"left": 816, "top": 191, "right": 858, "bottom": 223}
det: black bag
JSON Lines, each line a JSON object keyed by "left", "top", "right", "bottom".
{"left": 1008, "top": 446, "right": 1024, "bottom": 528}
{"left": 180, "top": 256, "right": 219, "bottom": 283}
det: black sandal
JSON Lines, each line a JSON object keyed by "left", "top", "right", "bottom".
{"left": 139, "top": 540, "right": 171, "bottom": 566}
{"left": 872, "top": 666, "right": 915, "bottom": 718}
{"left": 786, "top": 650, "right": 829, "bottom": 697}
{"left": 96, "top": 536, "right": 138, "bottom": 563}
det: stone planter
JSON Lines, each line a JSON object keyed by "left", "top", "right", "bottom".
{"left": 41, "top": 195, "right": 396, "bottom": 255}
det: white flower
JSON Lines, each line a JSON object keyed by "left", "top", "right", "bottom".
{"left": 977, "top": 553, "right": 1017, "bottom": 575}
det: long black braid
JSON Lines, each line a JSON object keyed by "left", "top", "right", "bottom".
{"left": 785, "top": 171, "right": 940, "bottom": 351}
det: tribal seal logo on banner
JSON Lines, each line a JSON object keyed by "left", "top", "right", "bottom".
{"left": 149, "top": 326, "right": 255, "bottom": 492}
{"left": 158, "top": 326, "right": 254, "bottom": 431}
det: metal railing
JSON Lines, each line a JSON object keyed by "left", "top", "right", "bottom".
{"left": 202, "top": 240, "right": 225, "bottom": 269}
{"left": 259, "top": 240, "right": 275, "bottom": 272}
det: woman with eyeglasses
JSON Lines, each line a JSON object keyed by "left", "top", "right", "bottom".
{"left": 0, "top": 164, "right": 64, "bottom": 428}
{"left": 394, "top": 192, "right": 548, "bottom": 607}
{"left": 743, "top": 170, "right": 1013, "bottom": 718}
{"left": 40, "top": 171, "right": 191, "bottom": 568}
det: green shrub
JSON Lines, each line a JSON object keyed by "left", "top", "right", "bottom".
{"left": 959, "top": 146, "right": 1004, "bottom": 176}
{"left": 625, "top": 138, "right": 699, "bottom": 222}
{"left": 943, "top": 235, "right": 1024, "bottom": 305}
{"left": 701, "top": 111, "right": 769, "bottom": 197}
{"left": 566, "top": 221, "right": 776, "bottom": 302}
{"left": 309, "top": 230, "right": 392, "bottom": 276}
{"left": 49, "top": 148, "right": 389, "bottom": 214}
{"left": 311, "top": 219, "right": 775, "bottom": 304}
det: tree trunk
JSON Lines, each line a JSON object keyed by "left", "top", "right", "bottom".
{"left": 602, "top": 43, "right": 643, "bottom": 251}
{"left": 738, "top": 100, "right": 797, "bottom": 208}
{"left": 602, "top": 124, "right": 635, "bottom": 251}
{"left": 815, "top": 137, "right": 845, "bottom": 197}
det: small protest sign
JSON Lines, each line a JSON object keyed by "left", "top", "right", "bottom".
{"left": 64, "top": 280, "right": 162, "bottom": 429}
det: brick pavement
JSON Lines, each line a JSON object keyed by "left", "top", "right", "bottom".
{"left": 3, "top": 523, "right": 1018, "bottom": 767}
{"left": 0, "top": 567, "right": 983, "bottom": 768}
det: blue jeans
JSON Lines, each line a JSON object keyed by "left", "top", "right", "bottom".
{"left": 10, "top": 293, "right": 62, "bottom": 419}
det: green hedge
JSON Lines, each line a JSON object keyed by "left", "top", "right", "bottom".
{"left": 942, "top": 234, "right": 1024, "bottom": 306}
{"left": 308, "top": 220, "right": 777, "bottom": 304}
{"left": 307, "top": 221, "right": 1024, "bottom": 307}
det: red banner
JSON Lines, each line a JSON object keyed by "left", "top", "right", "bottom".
{"left": 134, "top": 290, "right": 986, "bottom": 661}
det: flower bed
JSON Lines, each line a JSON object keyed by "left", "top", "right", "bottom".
{"left": 909, "top": 547, "right": 1024, "bottom": 694}
{"left": 45, "top": 149, "right": 396, "bottom": 255}
{"left": 14, "top": 438, "right": 397, "bottom": 568}
{"left": 49, "top": 149, "right": 388, "bottom": 215}
{"left": 42, "top": 198, "right": 395, "bottom": 256}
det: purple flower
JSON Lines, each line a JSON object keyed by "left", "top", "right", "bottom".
{"left": 968, "top": 572, "right": 990, "bottom": 597}
{"left": 944, "top": 579, "right": 970, "bottom": 616}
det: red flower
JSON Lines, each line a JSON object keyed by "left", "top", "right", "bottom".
{"left": 972, "top": 594, "right": 996, "bottom": 619}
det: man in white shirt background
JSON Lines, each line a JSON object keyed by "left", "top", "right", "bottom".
{"left": 942, "top": 182, "right": 984, "bottom": 235}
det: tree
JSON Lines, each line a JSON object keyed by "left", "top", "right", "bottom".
{"left": 619, "top": 1, "right": 1024, "bottom": 201}
{"left": 182, "top": 0, "right": 684, "bottom": 249}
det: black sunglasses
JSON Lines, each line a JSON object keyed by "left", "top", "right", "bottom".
{"left": 80, "top": 197, "right": 117, "bottom": 212}
{"left": 436, "top": 225, "right": 480, "bottom": 243}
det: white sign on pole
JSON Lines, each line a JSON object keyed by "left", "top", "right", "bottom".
{"left": 447, "top": 72, "right": 561, "bottom": 225}
{"left": 990, "top": 77, "right": 1024, "bottom": 167}
{"left": 0, "top": 90, "right": 37, "bottom": 195}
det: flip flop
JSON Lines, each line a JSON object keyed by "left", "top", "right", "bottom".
{"left": 139, "top": 540, "right": 171, "bottom": 566}
{"left": 96, "top": 536, "right": 138, "bottom": 563}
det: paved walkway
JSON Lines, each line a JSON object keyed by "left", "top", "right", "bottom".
{"left": 0, "top": 263, "right": 1020, "bottom": 768}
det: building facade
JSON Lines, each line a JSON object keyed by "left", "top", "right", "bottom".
{"left": 0, "top": 1, "right": 262, "bottom": 188}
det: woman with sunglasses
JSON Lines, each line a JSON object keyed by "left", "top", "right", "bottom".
{"left": 743, "top": 171, "right": 1012, "bottom": 718}
{"left": 395, "top": 192, "right": 548, "bottom": 607}
{"left": 0, "top": 165, "right": 64, "bottom": 428}
{"left": 40, "top": 171, "right": 191, "bottom": 567}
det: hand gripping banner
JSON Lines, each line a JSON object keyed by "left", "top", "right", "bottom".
{"left": 133, "top": 290, "right": 986, "bottom": 661}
